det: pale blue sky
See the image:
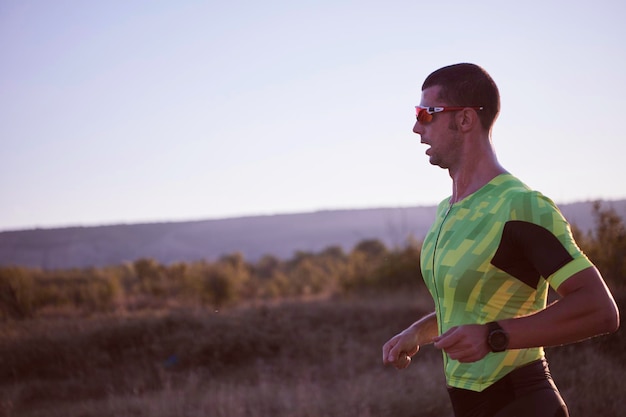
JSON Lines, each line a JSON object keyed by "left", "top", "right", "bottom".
{"left": 2, "top": 0, "right": 625, "bottom": 231}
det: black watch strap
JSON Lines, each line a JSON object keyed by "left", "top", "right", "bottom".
{"left": 487, "top": 321, "right": 503, "bottom": 332}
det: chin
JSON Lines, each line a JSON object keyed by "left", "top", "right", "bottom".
{"left": 428, "top": 156, "right": 441, "bottom": 166}
{"left": 429, "top": 159, "right": 448, "bottom": 170}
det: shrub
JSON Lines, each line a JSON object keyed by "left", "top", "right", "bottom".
{"left": 584, "top": 202, "right": 626, "bottom": 290}
{"left": 134, "top": 258, "right": 167, "bottom": 296}
{"left": 0, "top": 266, "right": 35, "bottom": 319}
{"left": 372, "top": 239, "right": 423, "bottom": 291}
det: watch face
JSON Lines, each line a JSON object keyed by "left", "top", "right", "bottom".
{"left": 489, "top": 330, "right": 508, "bottom": 351}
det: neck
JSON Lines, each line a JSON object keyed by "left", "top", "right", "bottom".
{"left": 448, "top": 135, "right": 506, "bottom": 204}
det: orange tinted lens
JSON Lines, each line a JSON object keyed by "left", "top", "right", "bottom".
{"left": 416, "top": 108, "right": 432, "bottom": 123}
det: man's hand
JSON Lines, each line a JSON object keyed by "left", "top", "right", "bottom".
{"left": 382, "top": 312, "right": 438, "bottom": 370}
{"left": 433, "top": 324, "right": 490, "bottom": 363}
{"left": 382, "top": 331, "right": 419, "bottom": 370}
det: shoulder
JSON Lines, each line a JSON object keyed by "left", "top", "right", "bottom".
{"left": 490, "top": 175, "right": 572, "bottom": 235}
{"left": 508, "top": 189, "right": 564, "bottom": 226}
{"left": 494, "top": 176, "right": 560, "bottom": 221}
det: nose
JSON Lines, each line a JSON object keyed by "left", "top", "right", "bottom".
{"left": 413, "top": 120, "right": 423, "bottom": 135}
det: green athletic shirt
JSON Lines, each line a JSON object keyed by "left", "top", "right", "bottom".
{"left": 420, "top": 173, "right": 593, "bottom": 392}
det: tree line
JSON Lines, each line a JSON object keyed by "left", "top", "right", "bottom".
{"left": 0, "top": 202, "right": 624, "bottom": 319}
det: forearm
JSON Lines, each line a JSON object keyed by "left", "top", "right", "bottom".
{"left": 406, "top": 311, "right": 439, "bottom": 346}
{"left": 500, "top": 267, "right": 620, "bottom": 349}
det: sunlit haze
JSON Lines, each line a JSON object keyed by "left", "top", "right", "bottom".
{"left": 2, "top": 1, "right": 625, "bottom": 231}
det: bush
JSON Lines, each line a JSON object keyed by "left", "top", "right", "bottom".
{"left": 134, "top": 258, "right": 167, "bottom": 296}
{"left": 583, "top": 202, "right": 626, "bottom": 290}
{"left": 4, "top": 205, "right": 625, "bottom": 318}
{"left": 0, "top": 266, "right": 35, "bottom": 319}
{"left": 373, "top": 239, "right": 423, "bottom": 291}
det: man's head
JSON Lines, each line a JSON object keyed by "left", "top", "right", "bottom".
{"left": 422, "top": 63, "right": 500, "bottom": 132}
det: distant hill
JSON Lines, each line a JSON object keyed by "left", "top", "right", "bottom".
{"left": 1, "top": 200, "right": 625, "bottom": 269}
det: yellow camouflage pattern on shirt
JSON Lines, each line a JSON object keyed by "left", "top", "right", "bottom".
{"left": 420, "top": 174, "right": 592, "bottom": 392}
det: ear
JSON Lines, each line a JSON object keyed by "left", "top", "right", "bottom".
{"left": 457, "top": 108, "right": 479, "bottom": 133}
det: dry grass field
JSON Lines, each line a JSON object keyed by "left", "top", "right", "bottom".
{"left": 1, "top": 288, "right": 623, "bottom": 417}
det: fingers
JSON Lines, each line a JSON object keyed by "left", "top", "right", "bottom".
{"left": 382, "top": 339, "right": 403, "bottom": 365}
{"left": 432, "top": 326, "right": 459, "bottom": 349}
{"left": 385, "top": 348, "right": 413, "bottom": 369}
{"left": 382, "top": 337, "right": 419, "bottom": 369}
{"left": 382, "top": 335, "right": 398, "bottom": 363}
{"left": 433, "top": 325, "right": 489, "bottom": 363}
{"left": 394, "top": 351, "right": 411, "bottom": 369}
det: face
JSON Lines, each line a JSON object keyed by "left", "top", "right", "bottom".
{"left": 413, "top": 86, "right": 462, "bottom": 170}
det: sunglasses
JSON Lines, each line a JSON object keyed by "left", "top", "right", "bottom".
{"left": 415, "top": 106, "right": 484, "bottom": 124}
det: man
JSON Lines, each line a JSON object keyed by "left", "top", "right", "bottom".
{"left": 382, "top": 63, "right": 620, "bottom": 417}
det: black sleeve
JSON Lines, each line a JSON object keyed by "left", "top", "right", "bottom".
{"left": 491, "top": 220, "right": 574, "bottom": 289}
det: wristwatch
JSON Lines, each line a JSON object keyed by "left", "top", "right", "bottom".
{"left": 486, "top": 321, "right": 509, "bottom": 352}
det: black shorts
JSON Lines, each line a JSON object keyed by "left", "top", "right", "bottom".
{"left": 447, "top": 358, "right": 568, "bottom": 417}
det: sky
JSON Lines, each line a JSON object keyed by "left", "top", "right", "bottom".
{"left": 1, "top": 0, "right": 625, "bottom": 232}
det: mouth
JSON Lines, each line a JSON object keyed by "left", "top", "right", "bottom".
{"left": 421, "top": 140, "right": 431, "bottom": 152}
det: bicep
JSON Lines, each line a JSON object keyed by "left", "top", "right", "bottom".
{"left": 555, "top": 266, "right": 619, "bottom": 332}
{"left": 556, "top": 266, "right": 604, "bottom": 297}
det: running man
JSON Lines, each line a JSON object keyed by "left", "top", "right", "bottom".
{"left": 382, "top": 63, "right": 620, "bottom": 417}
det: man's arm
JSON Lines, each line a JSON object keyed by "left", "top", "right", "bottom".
{"left": 501, "top": 266, "right": 619, "bottom": 349}
{"left": 433, "top": 266, "right": 620, "bottom": 362}
{"left": 382, "top": 311, "right": 438, "bottom": 369}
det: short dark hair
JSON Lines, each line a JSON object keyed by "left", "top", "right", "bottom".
{"left": 422, "top": 63, "right": 500, "bottom": 131}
